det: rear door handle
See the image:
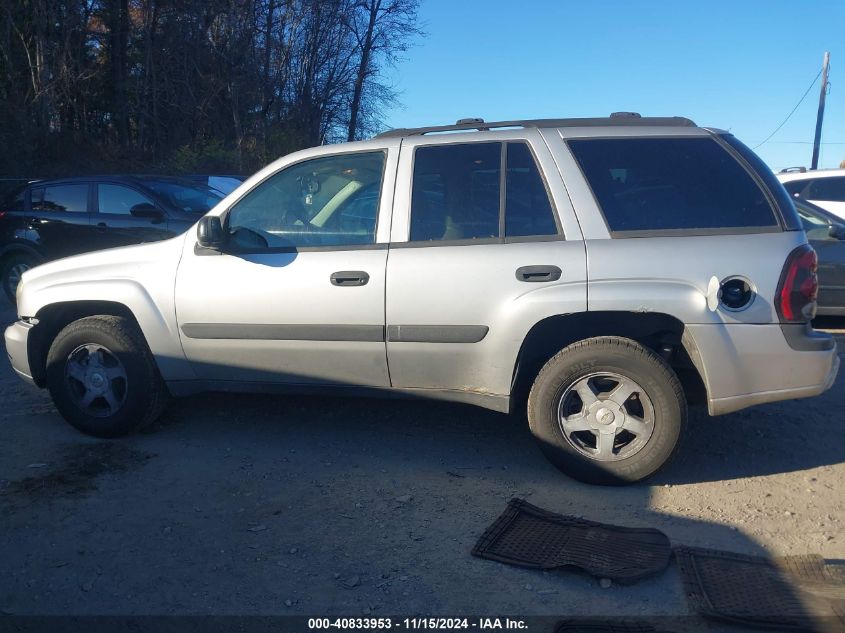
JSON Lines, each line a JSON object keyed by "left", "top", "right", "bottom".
{"left": 516, "top": 265, "right": 562, "bottom": 282}
{"left": 96, "top": 222, "right": 108, "bottom": 232}
{"left": 331, "top": 271, "right": 370, "bottom": 286}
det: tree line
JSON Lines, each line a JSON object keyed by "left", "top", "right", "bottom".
{"left": 0, "top": 0, "right": 421, "bottom": 178}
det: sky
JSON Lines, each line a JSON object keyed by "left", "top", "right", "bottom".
{"left": 382, "top": 0, "right": 844, "bottom": 171}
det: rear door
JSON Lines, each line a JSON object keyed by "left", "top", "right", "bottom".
{"left": 384, "top": 130, "right": 587, "bottom": 397}
{"left": 28, "top": 182, "right": 95, "bottom": 259}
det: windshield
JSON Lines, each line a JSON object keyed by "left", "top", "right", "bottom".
{"left": 145, "top": 180, "right": 224, "bottom": 214}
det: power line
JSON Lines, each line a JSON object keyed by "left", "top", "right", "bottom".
{"left": 753, "top": 69, "right": 823, "bottom": 149}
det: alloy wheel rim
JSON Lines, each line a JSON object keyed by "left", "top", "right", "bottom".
{"left": 64, "top": 344, "right": 128, "bottom": 417}
{"left": 557, "top": 371, "right": 655, "bottom": 461}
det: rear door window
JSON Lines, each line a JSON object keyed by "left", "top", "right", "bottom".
{"left": 32, "top": 184, "right": 89, "bottom": 213}
{"left": 505, "top": 143, "right": 558, "bottom": 237}
{"left": 410, "top": 142, "right": 501, "bottom": 241}
{"left": 568, "top": 137, "right": 779, "bottom": 233}
{"left": 409, "top": 141, "right": 559, "bottom": 242}
{"left": 808, "top": 177, "right": 845, "bottom": 201}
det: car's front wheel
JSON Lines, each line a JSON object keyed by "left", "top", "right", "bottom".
{"left": 527, "top": 336, "right": 685, "bottom": 485}
{"left": 45, "top": 315, "right": 168, "bottom": 437}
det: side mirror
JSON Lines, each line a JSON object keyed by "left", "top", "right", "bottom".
{"left": 129, "top": 202, "right": 163, "bottom": 220}
{"left": 829, "top": 224, "right": 845, "bottom": 240}
{"left": 197, "top": 215, "right": 225, "bottom": 249}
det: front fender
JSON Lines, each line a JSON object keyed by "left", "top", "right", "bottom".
{"left": 19, "top": 237, "right": 195, "bottom": 381}
{"left": 27, "top": 280, "right": 194, "bottom": 381}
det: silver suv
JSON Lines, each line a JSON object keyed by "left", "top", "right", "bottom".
{"left": 5, "top": 114, "right": 839, "bottom": 485}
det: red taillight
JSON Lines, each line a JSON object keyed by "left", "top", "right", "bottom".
{"left": 776, "top": 244, "right": 818, "bottom": 322}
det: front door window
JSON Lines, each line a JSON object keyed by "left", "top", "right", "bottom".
{"left": 227, "top": 151, "right": 386, "bottom": 249}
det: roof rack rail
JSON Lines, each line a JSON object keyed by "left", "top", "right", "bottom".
{"left": 375, "top": 115, "right": 697, "bottom": 139}
{"left": 778, "top": 166, "right": 808, "bottom": 173}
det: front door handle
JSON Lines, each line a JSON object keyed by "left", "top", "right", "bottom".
{"left": 96, "top": 222, "right": 108, "bottom": 232}
{"left": 516, "top": 265, "right": 562, "bottom": 282}
{"left": 331, "top": 270, "right": 370, "bottom": 287}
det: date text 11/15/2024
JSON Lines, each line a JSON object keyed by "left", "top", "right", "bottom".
{"left": 307, "top": 618, "right": 528, "bottom": 630}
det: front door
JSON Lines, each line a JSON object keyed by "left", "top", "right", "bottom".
{"left": 94, "top": 183, "right": 173, "bottom": 249}
{"left": 174, "top": 143, "right": 397, "bottom": 386}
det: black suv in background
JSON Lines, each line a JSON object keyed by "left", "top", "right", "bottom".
{"left": 0, "top": 175, "right": 224, "bottom": 301}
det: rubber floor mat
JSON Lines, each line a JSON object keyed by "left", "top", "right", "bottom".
{"left": 471, "top": 498, "right": 671, "bottom": 584}
{"left": 675, "top": 547, "right": 845, "bottom": 632}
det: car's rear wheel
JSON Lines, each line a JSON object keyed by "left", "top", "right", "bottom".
{"left": 45, "top": 315, "right": 168, "bottom": 437}
{"left": 2, "top": 253, "right": 38, "bottom": 303}
{"left": 527, "top": 336, "right": 685, "bottom": 485}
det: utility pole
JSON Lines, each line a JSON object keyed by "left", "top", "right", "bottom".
{"left": 811, "top": 51, "right": 830, "bottom": 170}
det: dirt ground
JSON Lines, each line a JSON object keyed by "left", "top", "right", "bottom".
{"left": 1, "top": 296, "right": 843, "bottom": 625}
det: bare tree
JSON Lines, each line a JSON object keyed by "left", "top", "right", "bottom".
{"left": 0, "top": 0, "right": 424, "bottom": 176}
{"left": 344, "top": 0, "right": 421, "bottom": 142}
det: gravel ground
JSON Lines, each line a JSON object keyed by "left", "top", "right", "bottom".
{"left": 1, "top": 296, "right": 843, "bottom": 625}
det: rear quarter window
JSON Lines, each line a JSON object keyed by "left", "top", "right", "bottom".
{"left": 568, "top": 137, "right": 780, "bottom": 234}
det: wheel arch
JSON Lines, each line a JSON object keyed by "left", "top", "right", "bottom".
{"left": 510, "top": 311, "right": 707, "bottom": 412}
{"left": 27, "top": 301, "right": 142, "bottom": 387}
{"left": 0, "top": 243, "right": 44, "bottom": 263}
{"left": 26, "top": 293, "right": 193, "bottom": 387}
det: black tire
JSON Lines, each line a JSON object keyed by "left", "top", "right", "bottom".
{"left": 45, "top": 315, "right": 168, "bottom": 438}
{"left": 2, "top": 253, "right": 38, "bottom": 303}
{"left": 527, "top": 336, "right": 685, "bottom": 485}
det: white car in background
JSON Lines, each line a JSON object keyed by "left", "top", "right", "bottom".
{"left": 777, "top": 168, "right": 845, "bottom": 220}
